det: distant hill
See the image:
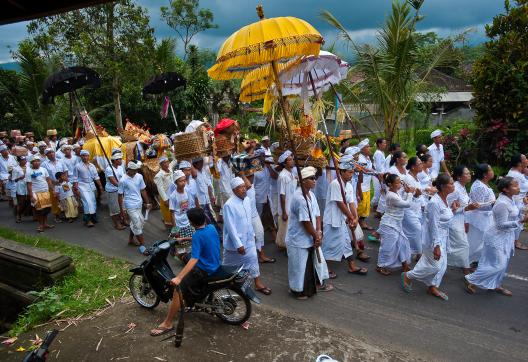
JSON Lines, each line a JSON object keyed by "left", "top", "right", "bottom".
{"left": 0, "top": 62, "right": 20, "bottom": 71}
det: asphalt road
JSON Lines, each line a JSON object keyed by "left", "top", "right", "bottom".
{"left": 1, "top": 201, "right": 527, "bottom": 361}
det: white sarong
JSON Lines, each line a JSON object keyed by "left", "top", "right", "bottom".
{"left": 223, "top": 245, "right": 260, "bottom": 278}
{"left": 377, "top": 224, "right": 411, "bottom": 268}
{"left": 287, "top": 246, "right": 329, "bottom": 292}
{"left": 127, "top": 207, "right": 145, "bottom": 236}
{"left": 321, "top": 224, "right": 352, "bottom": 261}
{"left": 406, "top": 245, "right": 447, "bottom": 287}
{"left": 78, "top": 182, "right": 97, "bottom": 214}
{"left": 252, "top": 216, "right": 264, "bottom": 251}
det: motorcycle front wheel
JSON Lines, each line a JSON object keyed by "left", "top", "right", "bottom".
{"left": 129, "top": 274, "right": 160, "bottom": 309}
{"left": 211, "top": 287, "right": 251, "bottom": 325}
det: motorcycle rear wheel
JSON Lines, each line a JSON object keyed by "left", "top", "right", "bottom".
{"left": 212, "top": 287, "right": 251, "bottom": 325}
{"left": 129, "top": 274, "right": 160, "bottom": 309}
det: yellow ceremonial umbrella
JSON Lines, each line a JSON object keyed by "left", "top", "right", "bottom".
{"left": 207, "top": 6, "right": 322, "bottom": 81}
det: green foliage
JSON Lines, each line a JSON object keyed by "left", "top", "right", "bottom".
{"left": 471, "top": 0, "right": 528, "bottom": 163}
{"left": 321, "top": 0, "right": 465, "bottom": 144}
{"left": 0, "top": 227, "right": 130, "bottom": 336}
{"left": 161, "top": 0, "right": 217, "bottom": 56}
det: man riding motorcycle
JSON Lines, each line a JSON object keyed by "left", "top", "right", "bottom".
{"left": 150, "top": 207, "right": 221, "bottom": 336}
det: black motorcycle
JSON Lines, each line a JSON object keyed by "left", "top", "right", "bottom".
{"left": 129, "top": 239, "right": 260, "bottom": 345}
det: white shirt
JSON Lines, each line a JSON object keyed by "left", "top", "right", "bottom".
{"left": 169, "top": 188, "right": 195, "bottom": 228}
{"left": 218, "top": 159, "right": 234, "bottom": 197}
{"left": 278, "top": 168, "right": 297, "bottom": 215}
{"left": 55, "top": 181, "right": 74, "bottom": 201}
{"left": 358, "top": 153, "right": 373, "bottom": 190}
{"left": 0, "top": 154, "right": 17, "bottom": 181}
{"left": 222, "top": 195, "right": 255, "bottom": 251}
{"left": 12, "top": 165, "right": 27, "bottom": 195}
{"left": 285, "top": 189, "right": 319, "bottom": 248}
{"left": 373, "top": 149, "right": 386, "bottom": 173}
{"left": 447, "top": 181, "right": 470, "bottom": 228}
{"left": 118, "top": 173, "right": 146, "bottom": 209}
{"left": 506, "top": 169, "right": 528, "bottom": 207}
{"left": 42, "top": 158, "right": 66, "bottom": 183}
{"left": 324, "top": 178, "right": 352, "bottom": 228}
{"left": 253, "top": 166, "right": 270, "bottom": 204}
{"left": 380, "top": 190, "right": 411, "bottom": 229}
{"left": 427, "top": 143, "right": 445, "bottom": 179}
{"left": 61, "top": 155, "right": 79, "bottom": 180}
{"left": 26, "top": 166, "right": 49, "bottom": 193}
{"left": 423, "top": 194, "right": 453, "bottom": 249}
{"left": 246, "top": 184, "right": 259, "bottom": 218}
{"left": 73, "top": 162, "right": 99, "bottom": 185}
{"left": 194, "top": 169, "right": 211, "bottom": 205}
{"left": 154, "top": 169, "right": 174, "bottom": 202}
{"left": 105, "top": 164, "right": 125, "bottom": 193}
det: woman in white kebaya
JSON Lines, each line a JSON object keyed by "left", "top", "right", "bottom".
{"left": 465, "top": 177, "right": 528, "bottom": 296}
{"left": 376, "top": 173, "right": 414, "bottom": 276}
{"left": 447, "top": 166, "right": 480, "bottom": 274}
{"left": 402, "top": 157, "right": 425, "bottom": 259}
{"left": 401, "top": 174, "right": 458, "bottom": 301}
{"left": 505, "top": 154, "right": 528, "bottom": 250}
{"left": 466, "top": 164, "right": 496, "bottom": 266}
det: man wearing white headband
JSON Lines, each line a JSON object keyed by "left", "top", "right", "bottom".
{"left": 60, "top": 144, "right": 79, "bottom": 179}
{"left": 73, "top": 149, "right": 103, "bottom": 227}
{"left": 428, "top": 129, "right": 449, "bottom": 179}
{"left": 222, "top": 177, "right": 272, "bottom": 296}
{"left": 42, "top": 147, "right": 67, "bottom": 223}
{"left": 105, "top": 151, "right": 126, "bottom": 230}
{"left": 356, "top": 138, "right": 376, "bottom": 231}
{"left": 191, "top": 157, "right": 220, "bottom": 234}
{"left": 154, "top": 156, "right": 174, "bottom": 227}
{"left": 286, "top": 166, "right": 333, "bottom": 299}
{"left": 118, "top": 161, "right": 152, "bottom": 250}
{"left": 26, "top": 152, "right": 55, "bottom": 232}
{"left": 276, "top": 149, "right": 297, "bottom": 250}
{"left": 321, "top": 155, "right": 368, "bottom": 278}
{"left": 178, "top": 160, "right": 198, "bottom": 205}
{"left": 168, "top": 169, "right": 197, "bottom": 260}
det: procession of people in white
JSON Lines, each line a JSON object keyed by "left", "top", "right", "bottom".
{"left": 1, "top": 127, "right": 527, "bottom": 301}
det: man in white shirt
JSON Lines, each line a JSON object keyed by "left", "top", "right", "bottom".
{"left": 118, "top": 161, "right": 152, "bottom": 249}
{"left": 371, "top": 138, "right": 387, "bottom": 210}
{"left": 192, "top": 157, "right": 220, "bottom": 234}
{"left": 105, "top": 152, "right": 126, "bottom": 230}
{"left": 276, "top": 150, "right": 298, "bottom": 250}
{"left": 0, "top": 144, "right": 17, "bottom": 202}
{"left": 222, "top": 177, "right": 271, "bottom": 296}
{"left": 261, "top": 136, "right": 271, "bottom": 156}
{"left": 73, "top": 150, "right": 103, "bottom": 227}
{"left": 428, "top": 129, "right": 450, "bottom": 179}
{"left": 356, "top": 138, "right": 375, "bottom": 230}
{"left": 286, "top": 166, "right": 333, "bottom": 299}
{"left": 26, "top": 154, "right": 55, "bottom": 232}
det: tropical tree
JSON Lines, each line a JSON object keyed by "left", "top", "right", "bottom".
{"left": 0, "top": 40, "right": 68, "bottom": 137}
{"left": 27, "top": 0, "right": 156, "bottom": 131}
{"left": 321, "top": 0, "right": 464, "bottom": 143}
{"left": 161, "top": 0, "right": 217, "bottom": 57}
{"left": 471, "top": 0, "right": 528, "bottom": 163}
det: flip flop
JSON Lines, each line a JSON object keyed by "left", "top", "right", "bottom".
{"left": 348, "top": 267, "right": 368, "bottom": 275}
{"left": 318, "top": 283, "right": 334, "bottom": 292}
{"left": 328, "top": 271, "right": 337, "bottom": 279}
{"left": 367, "top": 235, "right": 379, "bottom": 242}
{"left": 256, "top": 287, "right": 272, "bottom": 295}
{"left": 361, "top": 225, "right": 374, "bottom": 231}
{"left": 259, "top": 258, "right": 276, "bottom": 264}
{"left": 428, "top": 290, "right": 449, "bottom": 301}
{"left": 376, "top": 267, "right": 392, "bottom": 276}
{"left": 515, "top": 244, "right": 528, "bottom": 250}
{"left": 495, "top": 287, "right": 512, "bottom": 296}
{"left": 357, "top": 252, "right": 371, "bottom": 262}
{"left": 400, "top": 272, "right": 412, "bottom": 293}
{"left": 150, "top": 326, "right": 174, "bottom": 337}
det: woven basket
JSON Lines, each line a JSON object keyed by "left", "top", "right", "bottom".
{"left": 214, "top": 135, "right": 235, "bottom": 158}
{"left": 173, "top": 129, "right": 208, "bottom": 160}
{"left": 121, "top": 129, "right": 139, "bottom": 142}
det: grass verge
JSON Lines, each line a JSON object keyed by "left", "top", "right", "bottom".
{"left": 0, "top": 227, "right": 131, "bottom": 336}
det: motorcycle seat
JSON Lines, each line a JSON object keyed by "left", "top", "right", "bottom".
{"left": 204, "top": 266, "right": 237, "bottom": 285}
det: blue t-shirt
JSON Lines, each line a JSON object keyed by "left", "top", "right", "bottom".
{"left": 191, "top": 224, "right": 221, "bottom": 275}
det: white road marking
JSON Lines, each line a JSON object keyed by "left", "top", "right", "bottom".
{"left": 506, "top": 273, "right": 528, "bottom": 282}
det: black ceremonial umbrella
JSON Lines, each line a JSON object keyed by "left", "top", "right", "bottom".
{"left": 42, "top": 66, "right": 101, "bottom": 104}
{"left": 142, "top": 72, "right": 186, "bottom": 95}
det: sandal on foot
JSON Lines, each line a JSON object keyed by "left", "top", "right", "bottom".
{"left": 318, "top": 283, "right": 334, "bottom": 292}
{"left": 428, "top": 289, "right": 449, "bottom": 301}
{"left": 259, "top": 257, "right": 276, "bottom": 264}
{"left": 256, "top": 287, "right": 272, "bottom": 295}
{"left": 515, "top": 243, "right": 528, "bottom": 250}
{"left": 495, "top": 287, "right": 512, "bottom": 296}
{"left": 328, "top": 271, "right": 337, "bottom": 279}
{"left": 464, "top": 279, "right": 476, "bottom": 294}
{"left": 348, "top": 267, "right": 368, "bottom": 275}
{"left": 150, "top": 326, "right": 174, "bottom": 337}
{"left": 357, "top": 252, "right": 371, "bottom": 262}
{"left": 376, "top": 267, "right": 391, "bottom": 276}
{"left": 367, "top": 235, "right": 379, "bottom": 242}
{"left": 401, "top": 272, "right": 412, "bottom": 293}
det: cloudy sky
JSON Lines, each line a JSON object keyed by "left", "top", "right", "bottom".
{"left": 0, "top": 0, "right": 505, "bottom": 63}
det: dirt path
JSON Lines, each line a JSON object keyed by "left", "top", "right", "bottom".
{"left": 1, "top": 297, "right": 412, "bottom": 362}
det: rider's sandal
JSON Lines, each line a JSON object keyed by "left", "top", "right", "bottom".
{"left": 150, "top": 326, "right": 174, "bottom": 337}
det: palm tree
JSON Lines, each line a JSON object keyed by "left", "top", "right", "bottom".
{"left": 321, "top": 0, "right": 464, "bottom": 143}
{"left": 0, "top": 40, "right": 68, "bottom": 137}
